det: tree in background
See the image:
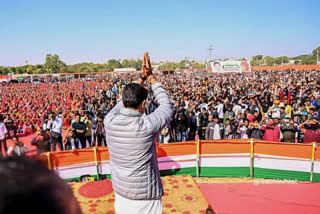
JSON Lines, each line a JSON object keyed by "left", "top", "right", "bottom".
{"left": 158, "top": 60, "right": 205, "bottom": 70}
{"left": 43, "top": 54, "right": 66, "bottom": 73}
{"left": 105, "top": 59, "right": 122, "bottom": 71}
{"left": 0, "top": 67, "right": 9, "bottom": 75}
{"left": 251, "top": 55, "right": 263, "bottom": 66}
{"left": 1, "top": 47, "right": 319, "bottom": 75}
{"left": 312, "top": 46, "right": 320, "bottom": 56}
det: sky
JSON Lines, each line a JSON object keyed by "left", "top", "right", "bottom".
{"left": 0, "top": 0, "right": 319, "bottom": 66}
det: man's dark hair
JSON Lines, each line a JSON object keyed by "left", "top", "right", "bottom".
{"left": 96, "top": 111, "right": 104, "bottom": 119}
{"left": 309, "top": 108, "right": 315, "bottom": 112}
{"left": 75, "top": 113, "right": 81, "bottom": 118}
{"left": 122, "top": 83, "right": 148, "bottom": 109}
{"left": 0, "top": 157, "right": 82, "bottom": 214}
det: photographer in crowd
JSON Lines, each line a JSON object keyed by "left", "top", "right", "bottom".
{"left": 298, "top": 117, "right": 320, "bottom": 143}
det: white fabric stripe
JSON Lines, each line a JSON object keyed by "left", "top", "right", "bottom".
{"left": 158, "top": 154, "right": 196, "bottom": 162}
{"left": 201, "top": 153, "right": 250, "bottom": 157}
{"left": 55, "top": 163, "right": 110, "bottom": 179}
{"left": 99, "top": 162, "right": 111, "bottom": 175}
{"left": 255, "top": 153, "right": 310, "bottom": 161}
{"left": 158, "top": 160, "right": 196, "bottom": 170}
{"left": 254, "top": 158, "right": 312, "bottom": 172}
{"left": 200, "top": 156, "right": 251, "bottom": 167}
{"left": 313, "top": 161, "right": 320, "bottom": 173}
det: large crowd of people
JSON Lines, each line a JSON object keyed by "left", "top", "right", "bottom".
{"left": 0, "top": 69, "right": 320, "bottom": 156}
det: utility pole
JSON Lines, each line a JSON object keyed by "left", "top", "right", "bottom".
{"left": 184, "top": 56, "right": 190, "bottom": 69}
{"left": 208, "top": 45, "right": 214, "bottom": 61}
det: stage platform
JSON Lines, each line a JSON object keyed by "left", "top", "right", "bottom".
{"left": 70, "top": 175, "right": 213, "bottom": 214}
{"left": 198, "top": 181, "right": 320, "bottom": 214}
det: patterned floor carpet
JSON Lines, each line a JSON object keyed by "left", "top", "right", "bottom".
{"left": 70, "top": 175, "right": 212, "bottom": 214}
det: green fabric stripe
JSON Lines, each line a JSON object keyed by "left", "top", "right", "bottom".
{"left": 63, "top": 168, "right": 320, "bottom": 183}
{"left": 312, "top": 173, "right": 320, "bottom": 182}
{"left": 254, "top": 167, "right": 310, "bottom": 181}
{"left": 160, "top": 167, "right": 197, "bottom": 177}
{"left": 66, "top": 174, "right": 111, "bottom": 182}
{"left": 200, "top": 167, "right": 250, "bottom": 177}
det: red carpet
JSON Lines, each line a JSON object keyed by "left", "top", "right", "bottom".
{"left": 198, "top": 182, "right": 320, "bottom": 214}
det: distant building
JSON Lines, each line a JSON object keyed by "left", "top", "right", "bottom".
{"left": 113, "top": 68, "right": 136, "bottom": 72}
{"left": 152, "top": 64, "right": 160, "bottom": 70}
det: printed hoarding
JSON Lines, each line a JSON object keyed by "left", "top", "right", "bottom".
{"left": 210, "top": 60, "right": 251, "bottom": 73}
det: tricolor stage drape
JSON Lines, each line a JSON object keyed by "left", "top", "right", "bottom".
{"left": 36, "top": 139, "right": 320, "bottom": 182}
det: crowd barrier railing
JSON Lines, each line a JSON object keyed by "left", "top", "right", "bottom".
{"left": 35, "top": 139, "right": 319, "bottom": 182}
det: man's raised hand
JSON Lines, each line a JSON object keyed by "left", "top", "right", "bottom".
{"left": 142, "top": 51, "right": 152, "bottom": 78}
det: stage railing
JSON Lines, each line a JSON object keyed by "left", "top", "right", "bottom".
{"left": 35, "top": 139, "right": 319, "bottom": 182}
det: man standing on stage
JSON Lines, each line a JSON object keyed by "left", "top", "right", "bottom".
{"left": 104, "top": 52, "right": 174, "bottom": 214}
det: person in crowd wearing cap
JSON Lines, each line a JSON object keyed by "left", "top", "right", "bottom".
{"left": 298, "top": 117, "right": 320, "bottom": 143}
{"left": 281, "top": 116, "right": 297, "bottom": 143}
{"left": 261, "top": 118, "right": 280, "bottom": 142}
{"left": 205, "top": 115, "right": 224, "bottom": 140}
{"left": 270, "top": 100, "right": 281, "bottom": 119}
